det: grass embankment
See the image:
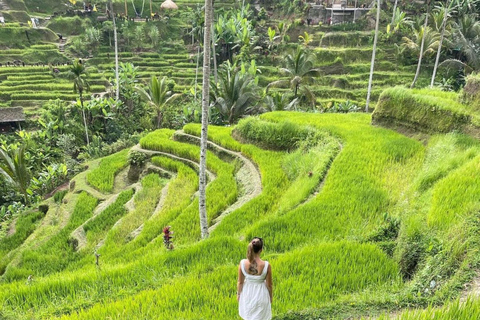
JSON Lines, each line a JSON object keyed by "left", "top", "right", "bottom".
{"left": 2, "top": 113, "right": 480, "bottom": 319}
{"left": 373, "top": 87, "right": 480, "bottom": 136}
{"left": 86, "top": 149, "right": 129, "bottom": 193}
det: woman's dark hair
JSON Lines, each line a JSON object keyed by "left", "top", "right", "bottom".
{"left": 247, "top": 237, "right": 263, "bottom": 274}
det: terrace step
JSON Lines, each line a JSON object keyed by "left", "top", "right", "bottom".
{"left": 172, "top": 131, "right": 263, "bottom": 233}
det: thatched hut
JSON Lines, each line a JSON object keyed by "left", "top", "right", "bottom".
{"left": 160, "top": 0, "right": 178, "bottom": 10}
{"left": 0, "top": 107, "right": 25, "bottom": 132}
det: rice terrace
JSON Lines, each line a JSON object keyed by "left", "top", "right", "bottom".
{"left": 1, "top": 0, "right": 480, "bottom": 319}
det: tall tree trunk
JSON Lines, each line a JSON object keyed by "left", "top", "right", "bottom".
{"left": 391, "top": 0, "right": 399, "bottom": 26}
{"left": 110, "top": 0, "right": 120, "bottom": 100}
{"left": 365, "top": 0, "right": 381, "bottom": 112}
{"left": 80, "top": 91, "right": 90, "bottom": 145}
{"left": 199, "top": 0, "right": 212, "bottom": 240}
{"left": 212, "top": 23, "right": 218, "bottom": 85}
{"left": 149, "top": 0, "right": 152, "bottom": 18}
{"left": 125, "top": 0, "right": 128, "bottom": 16}
{"left": 431, "top": 0, "right": 450, "bottom": 88}
{"left": 411, "top": 4, "right": 430, "bottom": 88}
{"left": 194, "top": 45, "right": 200, "bottom": 104}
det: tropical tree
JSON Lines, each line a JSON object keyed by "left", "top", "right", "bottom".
{"left": 402, "top": 26, "right": 440, "bottom": 59}
{"left": 0, "top": 145, "right": 30, "bottom": 204}
{"left": 136, "top": 76, "right": 181, "bottom": 129}
{"left": 391, "top": 0, "right": 399, "bottom": 26}
{"left": 431, "top": 0, "right": 457, "bottom": 87}
{"left": 387, "top": 8, "right": 413, "bottom": 35}
{"left": 267, "top": 47, "right": 319, "bottom": 102}
{"left": 68, "top": 59, "right": 90, "bottom": 145}
{"left": 210, "top": 61, "right": 261, "bottom": 125}
{"left": 263, "top": 93, "right": 299, "bottom": 112}
{"left": 199, "top": 0, "right": 212, "bottom": 240}
{"left": 366, "top": 0, "right": 381, "bottom": 111}
{"left": 441, "top": 14, "right": 480, "bottom": 73}
{"left": 411, "top": 0, "right": 433, "bottom": 88}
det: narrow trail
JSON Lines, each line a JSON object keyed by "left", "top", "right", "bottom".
{"left": 70, "top": 182, "right": 141, "bottom": 251}
{"left": 131, "top": 144, "right": 216, "bottom": 182}
{"left": 6, "top": 218, "right": 17, "bottom": 236}
{"left": 461, "top": 272, "right": 480, "bottom": 303}
{"left": 172, "top": 131, "right": 263, "bottom": 233}
{"left": 96, "top": 165, "right": 175, "bottom": 249}
{"left": 291, "top": 141, "right": 343, "bottom": 210}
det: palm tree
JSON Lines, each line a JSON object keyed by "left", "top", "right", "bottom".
{"left": 402, "top": 26, "right": 440, "bottom": 59}
{"left": 0, "top": 145, "right": 30, "bottom": 204}
{"left": 267, "top": 47, "right": 319, "bottom": 99}
{"left": 411, "top": 0, "right": 433, "bottom": 88}
{"left": 441, "top": 14, "right": 480, "bottom": 73}
{"left": 431, "top": 0, "right": 457, "bottom": 87}
{"left": 109, "top": 0, "right": 120, "bottom": 100}
{"left": 366, "top": 0, "right": 381, "bottom": 111}
{"left": 211, "top": 61, "right": 261, "bottom": 125}
{"left": 135, "top": 76, "right": 181, "bottom": 128}
{"left": 68, "top": 59, "right": 90, "bottom": 145}
{"left": 391, "top": 0, "right": 399, "bottom": 26}
{"left": 199, "top": 0, "right": 213, "bottom": 239}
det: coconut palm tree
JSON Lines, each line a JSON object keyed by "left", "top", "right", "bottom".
{"left": 391, "top": 0, "right": 399, "bottom": 26}
{"left": 366, "top": 0, "right": 381, "bottom": 111}
{"left": 444, "top": 14, "right": 480, "bottom": 72}
{"left": 210, "top": 61, "right": 261, "bottom": 125}
{"left": 0, "top": 145, "right": 30, "bottom": 205}
{"left": 199, "top": 0, "right": 213, "bottom": 239}
{"left": 267, "top": 47, "right": 319, "bottom": 99}
{"left": 135, "top": 76, "right": 181, "bottom": 128}
{"left": 430, "top": 0, "right": 457, "bottom": 87}
{"left": 411, "top": 0, "right": 433, "bottom": 88}
{"left": 68, "top": 59, "right": 90, "bottom": 145}
{"left": 402, "top": 26, "right": 440, "bottom": 58}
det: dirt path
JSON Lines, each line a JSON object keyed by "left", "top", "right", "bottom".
{"left": 131, "top": 144, "right": 216, "bottom": 182}
{"left": 70, "top": 182, "right": 141, "bottom": 251}
{"left": 7, "top": 218, "right": 17, "bottom": 236}
{"left": 172, "top": 131, "right": 263, "bottom": 233}
{"left": 461, "top": 272, "right": 480, "bottom": 303}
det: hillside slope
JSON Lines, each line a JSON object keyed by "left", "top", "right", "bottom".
{"left": 1, "top": 112, "right": 480, "bottom": 319}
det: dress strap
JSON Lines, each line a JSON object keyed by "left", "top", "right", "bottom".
{"left": 240, "top": 259, "right": 247, "bottom": 276}
{"left": 261, "top": 261, "right": 269, "bottom": 277}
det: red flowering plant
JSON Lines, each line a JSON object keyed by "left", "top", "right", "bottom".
{"left": 163, "top": 226, "right": 174, "bottom": 250}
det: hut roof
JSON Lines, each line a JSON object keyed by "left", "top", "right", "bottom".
{"left": 0, "top": 107, "right": 25, "bottom": 123}
{"left": 160, "top": 0, "right": 178, "bottom": 9}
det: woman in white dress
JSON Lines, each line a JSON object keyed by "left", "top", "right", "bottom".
{"left": 237, "top": 237, "right": 273, "bottom": 320}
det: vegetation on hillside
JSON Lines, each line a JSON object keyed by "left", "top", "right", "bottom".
{"left": 1, "top": 0, "right": 480, "bottom": 318}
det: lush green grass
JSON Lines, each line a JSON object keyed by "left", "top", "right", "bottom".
{"left": 2, "top": 192, "right": 98, "bottom": 281}
{"left": 140, "top": 129, "right": 238, "bottom": 244}
{"left": 373, "top": 87, "right": 477, "bottom": 134}
{"left": 2, "top": 111, "right": 480, "bottom": 319}
{"left": 374, "top": 298, "right": 480, "bottom": 319}
{"left": 56, "top": 242, "right": 399, "bottom": 320}
{"left": 86, "top": 149, "right": 129, "bottom": 193}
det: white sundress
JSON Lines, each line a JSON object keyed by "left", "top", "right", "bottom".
{"left": 239, "top": 259, "right": 272, "bottom": 320}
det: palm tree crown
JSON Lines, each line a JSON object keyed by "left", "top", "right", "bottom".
{"left": 136, "top": 76, "right": 181, "bottom": 128}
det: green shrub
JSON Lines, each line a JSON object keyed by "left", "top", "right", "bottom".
{"left": 373, "top": 86, "right": 474, "bottom": 134}
{"left": 53, "top": 190, "right": 68, "bottom": 203}
{"left": 234, "top": 117, "right": 315, "bottom": 150}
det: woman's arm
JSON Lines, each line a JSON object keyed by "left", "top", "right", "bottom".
{"left": 237, "top": 261, "right": 245, "bottom": 302}
{"left": 266, "top": 264, "right": 273, "bottom": 303}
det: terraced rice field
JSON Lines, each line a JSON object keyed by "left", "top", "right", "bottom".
{"left": 2, "top": 112, "right": 480, "bottom": 319}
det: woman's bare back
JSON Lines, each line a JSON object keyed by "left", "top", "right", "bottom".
{"left": 243, "top": 258, "right": 266, "bottom": 275}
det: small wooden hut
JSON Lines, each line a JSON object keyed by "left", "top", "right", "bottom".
{"left": 0, "top": 107, "right": 25, "bottom": 132}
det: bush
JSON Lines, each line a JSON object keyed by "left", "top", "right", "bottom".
{"left": 234, "top": 117, "right": 316, "bottom": 150}
{"left": 53, "top": 190, "right": 68, "bottom": 203}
